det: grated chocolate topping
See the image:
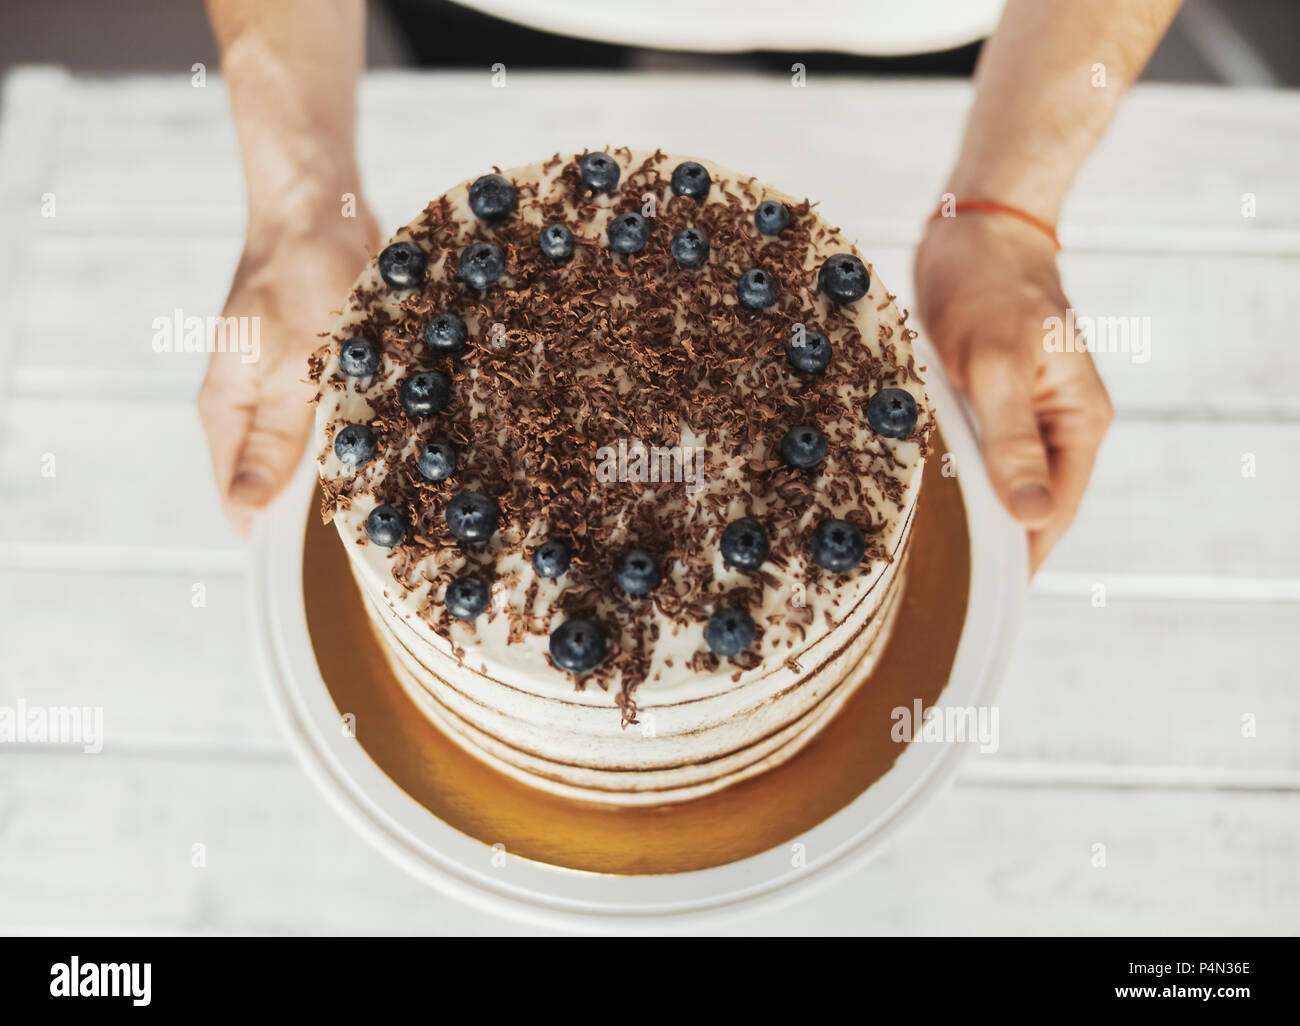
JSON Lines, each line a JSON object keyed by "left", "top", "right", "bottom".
{"left": 311, "top": 149, "right": 932, "bottom": 723}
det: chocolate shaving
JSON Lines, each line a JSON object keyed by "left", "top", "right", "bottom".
{"left": 310, "top": 150, "right": 933, "bottom": 718}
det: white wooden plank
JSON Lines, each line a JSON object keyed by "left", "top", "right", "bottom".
{"left": 964, "top": 761, "right": 1300, "bottom": 790}
{"left": 0, "top": 398, "right": 240, "bottom": 554}
{"left": 1055, "top": 252, "right": 1300, "bottom": 419}
{"left": 1, "top": 398, "right": 1294, "bottom": 576}
{"left": 0, "top": 753, "right": 515, "bottom": 935}
{"left": 793, "top": 783, "right": 1300, "bottom": 936}
{"left": 45, "top": 72, "right": 244, "bottom": 235}
{"left": 377, "top": 79, "right": 1300, "bottom": 251}
{"left": 0, "top": 68, "right": 67, "bottom": 423}
{"left": 879, "top": 248, "right": 1300, "bottom": 419}
{"left": 2, "top": 565, "right": 1295, "bottom": 776}
{"left": 14, "top": 237, "right": 1300, "bottom": 420}
{"left": 36, "top": 74, "right": 1300, "bottom": 251}
{"left": 10, "top": 232, "right": 241, "bottom": 395}
{"left": 1032, "top": 572, "right": 1300, "bottom": 603}
{"left": 0, "top": 570, "right": 273, "bottom": 750}
{"left": 0, "top": 753, "right": 1293, "bottom": 933}
{"left": 0, "top": 543, "right": 245, "bottom": 575}
{"left": 11, "top": 233, "right": 240, "bottom": 397}
{"left": 996, "top": 596, "right": 1300, "bottom": 772}
{"left": 1041, "top": 419, "right": 1300, "bottom": 579}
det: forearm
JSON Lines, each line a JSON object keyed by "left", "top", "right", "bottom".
{"left": 945, "top": 0, "right": 1182, "bottom": 224}
{"left": 206, "top": 0, "right": 366, "bottom": 229}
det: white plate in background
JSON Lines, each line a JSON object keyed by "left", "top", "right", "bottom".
{"left": 457, "top": 0, "right": 1002, "bottom": 58}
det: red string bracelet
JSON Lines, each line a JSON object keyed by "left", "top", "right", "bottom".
{"left": 929, "top": 198, "right": 1062, "bottom": 250}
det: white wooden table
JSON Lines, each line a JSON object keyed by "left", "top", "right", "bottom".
{"left": 0, "top": 68, "right": 1296, "bottom": 935}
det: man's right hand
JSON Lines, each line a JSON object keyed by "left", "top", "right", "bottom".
{"left": 914, "top": 211, "right": 1112, "bottom": 573}
{"left": 199, "top": 201, "right": 380, "bottom": 536}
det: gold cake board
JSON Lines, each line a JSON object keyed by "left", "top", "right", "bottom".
{"left": 303, "top": 431, "right": 969, "bottom": 876}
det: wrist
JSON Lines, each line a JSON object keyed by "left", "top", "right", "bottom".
{"left": 221, "top": 51, "right": 363, "bottom": 233}
{"left": 240, "top": 186, "right": 377, "bottom": 286}
{"left": 942, "top": 159, "right": 1072, "bottom": 228}
{"left": 244, "top": 167, "right": 370, "bottom": 237}
{"left": 927, "top": 196, "right": 1061, "bottom": 251}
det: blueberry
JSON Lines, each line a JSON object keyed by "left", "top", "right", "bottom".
{"left": 549, "top": 618, "right": 607, "bottom": 674}
{"left": 613, "top": 549, "right": 661, "bottom": 596}
{"left": 810, "top": 519, "right": 866, "bottom": 574}
{"left": 540, "top": 223, "right": 575, "bottom": 261}
{"left": 705, "top": 607, "right": 757, "bottom": 657}
{"left": 720, "top": 518, "right": 768, "bottom": 571}
{"left": 780, "top": 425, "right": 827, "bottom": 469}
{"left": 445, "top": 491, "right": 499, "bottom": 543}
{"left": 866, "top": 388, "right": 920, "bottom": 439}
{"left": 607, "top": 212, "right": 649, "bottom": 255}
{"left": 425, "top": 313, "right": 468, "bottom": 354}
{"left": 417, "top": 440, "right": 457, "bottom": 482}
{"left": 670, "top": 161, "right": 711, "bottom": 199}
{"left": 670, "top": 227, "right": 709, "bottom": 269}
{"left": 399, "top": 370, "right": 451, "bottom": 417}
{"left": 333, "top": 424, "right": 376, "bottom": 469}
{"left": 787, "top": 328, "right": 832, "bottom": 374}
{"left": 378, "top": 242, "right": 426, "bottom": 290}
{"left": 457, "top": 241, "right": 505, "bottom": 289}
{"left": 818, "top": 253, "right": 870, "bottom": 304}
{"left": 578, "top": 152, "right": 620, "bottom": 194}
{"left": 532, "top": 539, "right": 571, "bottom": 579}
{"left": 339, "top": 336, "right": 380, "bottom": 377}
{"left": 445, "top": 573, "right": 490, "bottom": 620}
{"left": 737, "top": 268, "right": 778, "bottom": 310}
{"left": 365, "top": 505, "right": 406, "bottom": 547}
{"left": 754, "top": 200, "right": 790, "bottom": 236}
{"left": 468, "top": 173, "right": 516, "bottom": 223}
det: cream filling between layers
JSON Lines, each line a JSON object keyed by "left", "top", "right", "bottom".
{"left": 346, "top": 497, "right": 915, "bottom": 776}
{"left": 375, "top": 566, "right": 907, "bottom": 805}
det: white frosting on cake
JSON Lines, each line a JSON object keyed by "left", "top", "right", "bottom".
{"left": 313, "top": 150, "right": 930, "bottom": 804}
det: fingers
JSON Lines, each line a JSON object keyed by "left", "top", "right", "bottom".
{"left": 198, "top": 350, "right": 258, "bottom": 536}
{"left": 1028, "top": 448, "right": 1093, "bottom": 572}
{"left": 228, "top": 382, "right": 315, "bottom": 516}
{"left": 965, "top": 343, "right": 1055, "bottom": 529}
{"left": 198, "top": 325, "right": 316, "bottom": 537}
{"left": 198, "top": 211, "right": 380, "bottom": 538}
{"left": 914, "top": 213, "right": 1109, "bottom": 573}
{"left": 1028, "top": 365, "right": 1113, "bottom": 571}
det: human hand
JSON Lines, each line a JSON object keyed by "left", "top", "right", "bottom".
{"left": 199, "top": 200, "right": 381, "bottom": 536}
{"left": 913, "top": 212, "right": 1113, "bottom": 573}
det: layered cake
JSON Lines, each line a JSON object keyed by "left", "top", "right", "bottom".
{"left": 311, "top": 149, "right": 932, "bottom": 805}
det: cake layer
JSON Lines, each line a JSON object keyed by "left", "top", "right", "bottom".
{"left": 378, "top": 572, "right": 907, "bottom": 805}
{"left": 355, "top": 536, "right": 909, "bottom": 774}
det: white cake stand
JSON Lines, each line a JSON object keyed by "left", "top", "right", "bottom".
{"left": 250, "top": 338, "right": 1026, "bottom": 931}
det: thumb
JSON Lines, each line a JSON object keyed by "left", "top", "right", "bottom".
{"left": 228, "top": 386, "right": 314, "bottom": 515}
{"left": 198, "top": 352, "right": 258, "bottom": 536}
{"left": 966, "top": 345, "right": 1054, "bottom": 527}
